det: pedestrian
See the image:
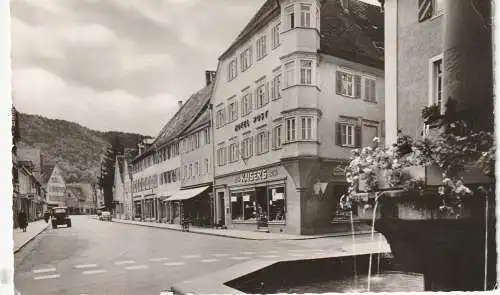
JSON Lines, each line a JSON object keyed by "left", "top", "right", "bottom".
{"left": 18, "top": 210, "right": 28, "bottom": 232}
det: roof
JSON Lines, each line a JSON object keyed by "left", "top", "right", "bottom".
{"left": 182, "top": 108, "right": 211, "bottom": 136}
{"left": 320, "top": 0, "right": 384, "bottom": 68}
{"left": 220, "top": 0, "right": 383, "bottom": 68}
{"left": 41, "top": 164, "right": 55, "bottom": 184}
{"left": 134, "top": 83, "right": 214, "bottom": 161}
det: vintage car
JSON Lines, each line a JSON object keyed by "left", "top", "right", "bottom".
{"left": 51, "top": 207, "right": 72, "bottom": 229}
{"left": 100, "top": 211, "right": 112, "bottom": 221}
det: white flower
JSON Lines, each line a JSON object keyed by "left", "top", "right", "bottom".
{"left": 366, "top": 156, "right": 374, "bottom": 164}
{"left": 438, "top": 186, "right": 445, "bottom": 195}
{"left": 372, "top": 137, "right": 380, "bottom": 143}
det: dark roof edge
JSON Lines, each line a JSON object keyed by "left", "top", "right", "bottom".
{"left": 318, "top": 49, "right": 384, "bottom": 70}
{"left": 219, "top": 4, "right": 280, "bottom": 61}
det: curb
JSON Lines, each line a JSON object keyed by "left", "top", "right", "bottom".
{"left": 13, "top": 223, "right": 49, "bottom": 254}
{"left": 110, "top": 219, "right": 373, "bottom": 241}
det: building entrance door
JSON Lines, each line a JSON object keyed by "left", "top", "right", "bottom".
{"left": 218, "top": 192, "right": 225, "bottom": 225}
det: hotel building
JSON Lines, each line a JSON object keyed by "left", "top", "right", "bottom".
{"left": 212, "top": 0, "right": 385, "bottom": 234}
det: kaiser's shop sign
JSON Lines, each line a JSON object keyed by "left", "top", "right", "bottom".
{"left": 236, "top": 167, "right": 279, "bottom": 183}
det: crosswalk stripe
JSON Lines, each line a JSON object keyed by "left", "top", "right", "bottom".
{"left": 74, "top": 264, "right": 97, "bottom": 269}
{"left": 231, "top": 256, "right": 250, "bottom": 260}
{"left": 212, "top": 254, "right": 229, "bottom": 257}
{"left": 114, "top": 260, "right": 135, "bottom": 265}
{"left": 34, "top": 274, "right": 60, "bottom": 280}
{"left": 240, "top": 251, "right": 256, "bottom": 255}
{"left": 33, "top": 268, "right": 56, "bottom": 274}
{"left": 182, "top": 255, "right": 201, "bottom": 259}
{"left": 83, "top": 269, "right": 107, "bottom": 275}
{"left": 125, "top": 265, "right": 149, "bottom": 270}
{"left": 164, "top": 262, "right": 185, "bottom": 266}
{"left": 259, "top": 255, "right": 280, "bottom": 258}
{"left": 266, "top": 250, "right": 279, "bottom": 253}
{"left": 150, "top": 258, "right": 169, "bottom": 262}
{"left": 200, "top": 259, "right": 219, "bottom": 263}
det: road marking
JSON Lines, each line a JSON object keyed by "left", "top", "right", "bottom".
{"left": 259, "top": 255, "right": 280, "bottom": 258}
{"left": 114, "top": 260, "right": 135, "bottom": 265}
{"left": 150, "top": 258, "right": 169, "bottom": 262}
{"left": 290, "top": 253, "right": 306, "bottom": 257}
{"left": 240, "top": 251, "right": 256, "bottom": 255}
{"left": 182, "top": 255, "right": 201, "bottom": 259}
{"left": 231, "top": 256, "right": 250, "bottom": 260}
{"left": 266, "top": 250, "right": 279, "bottom": 253}
{"left": 164, "top": 262, "right": 185, "bottom": 266}
{"left": 200, "top": 259, "right": 219, "bottom": 263}
{"left": 212, "top": 254, "right": 229, "bottom": 257}
{"left": 33, "top": 268, "right": 56, "bottom": 274}
{"left": 82, "top": 269, "right": 107, "bottom": 275}
{"left": 34, "top": 274, "right": 60, "bottom": 280}
{"left": 288, "top": 249, "right": 306, "bottom": 252}
{"left": 74, "top": 264, "right": 98, "bottom": 269}
{"left": 125, "top": 265, "right": 149, "bottom": 270}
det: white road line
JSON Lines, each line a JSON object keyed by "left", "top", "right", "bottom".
{"left": 114, "top": 260, "right": 135, "bottom": 265}
{"left": 266, "top": 250, "right": 279, "bottom": 253}
{"left": 74, "top": 264, "right": 98, "bottom": 269}
{"left": 200, "top": 259, "right": 219, "bottom": 263}
{"left": 259, "top": 255, "right": 280, "bottom": 258}
{"left": 288, "top": 249, "right": 306, "bottom": 252}
{"left": 231, "top": 256, "right": 250, "bottom": 260}
{"left": 212, "top": 254, "right": 229, "bottom": 257}
{"left": 290, "top": 253, "right": 306, "bottom": 257}
{"left": 164, "top": 262, "right": 185, "bottom": 266}
{"left": 34, "top": 274, "right": 60, "bottom": 280}
{"left": 82, "top": 269, "right": 107, "bottom": 275}
{"left": 150, "top": 258, "right": 169, "bottom": 262}
{"left": 33, "top": 268, "right": 56, "bottom": 274}
{"left": 240, "top": 251, "right": 256, "bottom": 255}
{"left": 182, "top": 255, "right": 201, "bottom": 259}
{"left": 125, "top": 265, "right": 149, "bottom": 270}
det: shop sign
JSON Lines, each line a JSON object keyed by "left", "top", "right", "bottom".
{"left": 235, "top": 167, "right": 279, "bottom": 183}
{"left": 235, "top": 119, "right": 250, "bottom": 132}
{"left": 253, "top": 110, "right": 269, "bottom": 123}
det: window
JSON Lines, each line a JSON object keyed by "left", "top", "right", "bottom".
{"left": 228, "top": 100, "right": 238, "bottom": 122}
{"left": 364, "top": 77, "right": 376, "bottom": 102}
{"left": 271, "top": 73, "right": 281, "bottom": 100}
{"left": 273, "top": 125, "right": 282, "bottom": 149}
{"left": 301, "top": 116, "right": 313, "bottom": 140}
{"left": 300, "top": 4, "right": 311, "bottom": 27}
{"left": 241, "top": 92, "right": 253, "bottom": 116}
{"left": 241, "top": 136, "right": 253, "bottom": 159}
{"left": 285, "top": 118, "right": 296, "bottom": 142}
{"left": 255, "top": 82, "right": 268, "bottom": 108}
{"left": 285, "top": 5, "right": 295, "bottom": 30}
{"left": 216, "top": 108, "right": 226, "bottom": 128}
{"left": 204, "top": 158, "right": 209, "bottom": 175}
{"left": 284, "top": 61, "right": 295, "bottom": 88}
{"left": 336, "top": 70, "right": 361, "bottom": 98}
{"left": 256, "top": 36, "right": 267, "bottom": 60}
{"left": 340, "top": 124, "right": 355, "bottom": 147}
{"left": 255, "top": 131, "right": 269, "bottom": 154}
{"left": 271, "top": 23, "right": 280, "bottom": 48}
{"left": 217, "top": 145, "right": 226, "bottom": 166}
{"left": 268, "top": 187, "right": 286, "bottom": 221}
{"left": 300, "top": 60, "right": 312, "bottom": 85}
{"left": 184, "top": 165, "right": 187, "bottom": 180}
{"left": 228, "top": 58, "right": 237, "bottom": 81}
{"left": 188, "top": 164, "right": 192, "bottom": 179}
{"left": 229, "top": 142, "right": 240, "bottom": 163}
{"left": 231, "top": 187, "right": 285, "bottom": 222}
{"left": 418, "top": 0, "right": 443, "bottom": 22}
{"left": 432, "top": 58, "right": 443, "bottom": 110}
{"left": 240, "top": 47, "right": 252, "bottom": 71}
{"left": 195, "top": 162, "right": 199, "bottom": 177}
{"left": 204, "top": 127, "right": 210, "bottom": 144}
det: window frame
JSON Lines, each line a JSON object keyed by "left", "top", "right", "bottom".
{"left": 228, "top": 58, "right": 238, "bottom": 81}
{"left": 284, "top": 61, "right": 295, "bottom": 88}
{"left": 271, "top": 72, "right": 282, "bottom": 100}
{"left": 285, "top": 5, "right": 295, "bottom": 31}
{"left": 299, "top": 4, "right": 311, "bottom": 28}
{"left": 299, "top": 59, "right": 313, "bottom": 85}
{"left": 363, "top": 76, "right": 377, "bottom": 102}
{"left": 240, "top": 46, "right": 252, "bottom": 72}
{"left": 256, "top": 35, "right": 267, "bottom": 60}
{"left": 216, "top": 107, "right": 226, "bottom": 128}
{"left": 241, "top": 91, "right": 253, "bottom": 117}
{"left": 255, "top": 130, "right": 269, "bottom": 155}
{"left": 300, "top": 116, "right": 314, "bottom": 140}
{"left": 340, "top": 123, "right": 355, "bottom": 147}
{"left": 285, "top": 117, "right": 297, "bottom": 143}
{"left": 428, "top": 54, "right": 444, "bottom": 114}
{"left": 271, "top": 23, "right": 280, "bottom": 49}
{"left": 255, "top": 81, "right": 268, "bottom": 109}
{"left": 241, "top": 135, "right": 254, "bottom": 159}
{"left": 227, "top": 99, "right": 238, "bottom": 123}
{"left": 229, "top": 141, "right": 240, "bottom": 163}
{"left": 272, "top": 124, "right": 282, "bottom": 149}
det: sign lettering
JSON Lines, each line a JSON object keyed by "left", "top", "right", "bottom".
{"left": 235, "top": 167, "right": 279, "bottom": 183}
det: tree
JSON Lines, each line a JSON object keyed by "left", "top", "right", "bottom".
{"left": 99, "top": 137, "right": 124, "bottom": 210}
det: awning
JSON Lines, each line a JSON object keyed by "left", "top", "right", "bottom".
{"left": 167, "top": 186, "right": 209, "bottom": 202}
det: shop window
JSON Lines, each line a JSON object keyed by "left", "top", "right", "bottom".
{"left": 231, "top": 194, "right": 243, "bottom": 221}
{"left": 268, "top": 187, "right": 286, "bottom": 222}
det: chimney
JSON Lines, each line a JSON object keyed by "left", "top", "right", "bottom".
{"left": 205, "top": 70, "right": 216, "bottom": 86}
{"left": 178, "top": 100, "right": 183, "bottom": 108}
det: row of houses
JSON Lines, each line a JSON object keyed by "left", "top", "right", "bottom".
{"left": 111, "top": 0, "right": 492, "bottom": 235}
{"left": 12, "top": 109, "right": 104, "bottom": 226}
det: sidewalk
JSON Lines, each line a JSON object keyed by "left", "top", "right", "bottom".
{"left": 104, "top": 217, "right": 371, "bottom": 240}
{"left": 13, "top": 219, "right": 49, "bottom": 253}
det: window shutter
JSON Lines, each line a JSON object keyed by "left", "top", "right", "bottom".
{"left": 355, "top": 125, "right": 362, "bottom": 147}
{"left": 265, "top": 82, "right": 270, "bottom": 104}
{"left": 354, "top": 75, "right": 362, "bottom": 98}
{"left": 249, "top": 93, "right": 253, "bottom": 111}
{"left": 336, "top": 71, "right": 342, "bottom": 95}
{"left": 335, "top": 122, "right": 342, "bottom": 146}
{"left": 418, "top": 0, "right": 433, "bottom": 22}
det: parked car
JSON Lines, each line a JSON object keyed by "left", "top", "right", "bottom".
{"left": 100, "top": 211, "right": 112, "bottom": 221}
{"left": 51, "top": 207, "right": 72, "bottom": 229}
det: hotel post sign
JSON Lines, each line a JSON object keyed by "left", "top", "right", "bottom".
{"left": 235, "top": 167, "right": 279, "bottom": 183}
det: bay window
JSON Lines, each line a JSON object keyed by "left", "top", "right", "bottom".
{"left": 300, "top": 4, "right": 311, "bottom": 27}
{"left": 285, "top": 5, "right": 295, "bottom": 30}
{"left": 284, "top": 61, "right": 295, "bottom": 88}
{"left": 301, "top": 116, "right": 313, "bottom": 140}
{"left": 285, "top": 117, "right": 296, "bottom": 142}
{"left": 300, "top": 60, "right": 312, "bottom": 85}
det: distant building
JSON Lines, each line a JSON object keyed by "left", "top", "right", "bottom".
{"left": 66, "top": 183, "right": 95, "bottom": 214}
{"left": 42, "top": 164, "right": 67, "bottom": 207}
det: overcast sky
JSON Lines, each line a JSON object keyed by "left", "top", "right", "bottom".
{"left": 11, "top": 0, "right": 379, "bottom": 137}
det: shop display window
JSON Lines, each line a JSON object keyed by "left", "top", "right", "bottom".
{"left": 230, "top": 186, "right": 285, "bottom": 223}
{"left": 268, "top": 187, "right": 286, "bottom": 221}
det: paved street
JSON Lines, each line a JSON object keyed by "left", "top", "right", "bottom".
{"left": 14, "top": 215, "right": 388, "bottom": 295}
